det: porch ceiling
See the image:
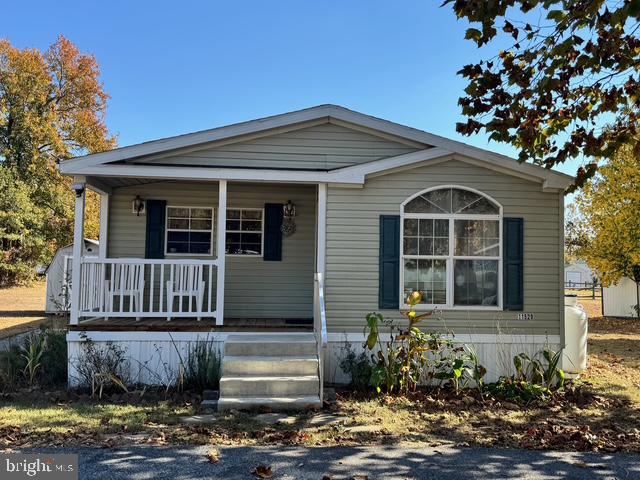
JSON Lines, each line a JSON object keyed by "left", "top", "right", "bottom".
{"left": 87, "top": 176, "right": 183, "bottom": 189}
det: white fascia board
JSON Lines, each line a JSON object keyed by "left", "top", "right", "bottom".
{"left": 338, "top": 147, "right": 453, "bottom": 177}
{"left": 62, "top": 163, "right": 365, "bottom": 185}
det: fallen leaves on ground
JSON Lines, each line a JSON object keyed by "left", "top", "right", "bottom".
{"left": 251, "top": 464, "right": 273, "bottom": 478}
{"left": 206, "top": 448, "right": 220, "bottom": 463}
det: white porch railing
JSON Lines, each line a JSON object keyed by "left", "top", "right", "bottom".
{"left": 313, "top": 272, "right": 328, "bottom": 402}
{"left": 78, "top": 258, "right": 218, "bottom": 319}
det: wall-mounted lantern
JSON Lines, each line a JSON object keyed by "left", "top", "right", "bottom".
{"left": 132, "top": 195, "right": 146, "bottom": 216}
{"left": 281, "top": 200, "right": 296, "bottom": 236}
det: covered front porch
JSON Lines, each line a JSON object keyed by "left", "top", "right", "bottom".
{"left": 69, "top": 177, "right": 328, "bottom": 332}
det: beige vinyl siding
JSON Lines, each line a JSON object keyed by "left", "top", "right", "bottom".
{"left": 135, "top": 123, "right": 420, "bottom": 170}
{"left": 325, "top": 159, "right": 562, "bottom": 336}
{"left": 107, "top": 181, "right": 316, "bottom": 318}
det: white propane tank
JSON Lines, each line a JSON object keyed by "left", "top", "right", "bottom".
{"left": 563, "top": 295, "right": 588, "bottom": 374}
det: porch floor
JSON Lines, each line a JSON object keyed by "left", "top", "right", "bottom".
{"left": 69, "top": 317, "right": 313, "bottom": 332}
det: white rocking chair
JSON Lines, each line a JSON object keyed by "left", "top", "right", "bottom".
{"left": 104, "top": 263, "right": 145, "bottom": 321}
{"left": 166, "top": 264, "right": 205, "bottom": 321}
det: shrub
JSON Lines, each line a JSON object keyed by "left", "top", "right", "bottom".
{"left": 0, "top": 327, "right": 68, "bottom": 390}
{"left": 182, "top": 341, "right": 221, "bottom": 392}
{"left": 432, "top": 342, "right": 487, "bottom": 396}
{"left": 338, "top": 342, "right": 373, "bottom": 391}
{"left": 513, "top": 348, "right": 565, "bottom": 390}
{"left": 363, "top": 291, "right": 487, "bottom": 395}
{"left": 0, "top": 344, "right": 24, "bottom": 391}
{"left": 39, "top": 329, "right": 68, "bottom": 386}
{"left": 73, "top": 338, "right": 131, "bottom": 397}
{"left": 490, "top": 347, "right": 566, "bottom": 404}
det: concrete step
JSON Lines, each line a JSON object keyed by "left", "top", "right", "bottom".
{"left": 224, "top": 334, "right": 317, "bottom": 356}
{"left": 222, "top": 355, "right": 318, "bottom": 376}
{"left": 220, "top": 375, "right": 319, "bottom": 397}
{"left": 217, "top": 395, "right": 321, "bottom": 412}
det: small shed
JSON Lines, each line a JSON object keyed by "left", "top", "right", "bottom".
{"left": 565, "top": 261, "right": 596, "bottom": 286}
{"left": 603, "top": 277, "right": 639, "bottom": 318}
{"left": 45, "top": 239, "right": 99, "bottom": 314}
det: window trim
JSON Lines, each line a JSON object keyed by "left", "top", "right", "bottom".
{"left": 164, "top": 205, "right": 215, "bottom": 257}
{"left": 399, "top": 185, "right": 503, "bottom": 311}
{"left": 224, "top": 207, "right": 265, "bottom": 258}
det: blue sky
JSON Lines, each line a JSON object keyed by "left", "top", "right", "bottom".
{"left": 5, "top": 0, "right": 579, "bottom": 178}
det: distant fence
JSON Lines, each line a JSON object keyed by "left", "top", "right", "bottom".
{"left": 564, "top": 281, "right": 602, "bottom": 299}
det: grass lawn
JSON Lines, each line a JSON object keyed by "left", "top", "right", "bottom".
{"left": 1, "top": 297, "right": 639, "bottom": 453}
{"left": 0, "top": 281, "right": 64, "bottom": 339}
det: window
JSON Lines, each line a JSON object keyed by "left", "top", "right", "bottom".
{"left": 401, "top": 186, "right": 501, "bottom": 308}
{"left": 166, "top": 207, "right": 213, "bottom": 255}
{"left": 225, "top": 208, "right": 263, "bottom": 256}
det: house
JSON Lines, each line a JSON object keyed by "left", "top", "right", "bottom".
{"left": 59, "top": 105, "right": 572, "bottom": 409}
{"left": 564, "top": 261, "right": 596, "bottom": 286}
{"left": 603, "top": 277, "right": 640, "bottom": 318}
{"left": 45, "top": 239, "right": 100, "bottom": 314}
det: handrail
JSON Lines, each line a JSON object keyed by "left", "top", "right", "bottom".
{"left": 314, "top": 272, "right": 328, "bottom": 406}
{"left": 314, "top": 273, "right": 328, "bottom": 347}
{"left": 82, "top": 257, "right": 218, "bottom": 266}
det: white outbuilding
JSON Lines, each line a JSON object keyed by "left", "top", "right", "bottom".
{"left": 45, "top": 239, "right": 99, "bottom": 314}
{"left": 564, "top": 261, "right": 596, "bottom": 286}
{"left": 603, "top": 277, "right": 640, "bottom": 318}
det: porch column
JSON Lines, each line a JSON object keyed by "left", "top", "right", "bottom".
{"left": 316, "top": 183, "right": 327, "bottom": 277}
{"left": 69, "top": 177, "right": 86, "bottom": 325}
{"left": 99, "top": 193, "right": 109, "bottom": 259}
{"left": 216, "top": 180, "right": 227, "bottom": 325}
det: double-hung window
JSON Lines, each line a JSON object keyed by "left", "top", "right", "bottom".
{"left": 166, "top": 207, "right": 214, "bottom": 255}
{"left": 225, "top": 208, "right": 263, "bottom": 256}
{"left": 401, "top": 186, "right": 502, "bottom": 308}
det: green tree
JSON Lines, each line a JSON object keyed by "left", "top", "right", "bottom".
{"left": 0, "top": 36, "right": 114, "bottom": 284}
{"left": 445, "top": 0, "right": 640, "bottom": 191}
{"left": 570, "top": 146, "right": 640, "bottom": 318}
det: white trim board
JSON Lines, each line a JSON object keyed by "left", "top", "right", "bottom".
{"left": 66, "top": 330, "right": 561, "bottom": 346}
{"left": 66, "top": 331, "right": 315, "bottom": 342}
{"left": 59, "top": 105, "right": 573, "bottom": 190}
{"left": 327, "top": 332, "right": 561, "bottom": 345}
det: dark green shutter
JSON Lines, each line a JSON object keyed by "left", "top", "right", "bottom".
{"left": 379, "top": 215, "right": 400, "bottom": 309}
{"left": 503, "top": 217, "right": 524, "bottom": 310}
{"left": 145, "top": 200, "right": 166, "bottom": 259}
{"left": 263, "top": 203, "right": 283, "bottom": 261}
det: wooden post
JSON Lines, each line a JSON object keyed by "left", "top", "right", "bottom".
{"left": 99, "top": 193, "right": 109, "bottom": 259}
{"left": 316, "top": 183, "right": 327, "bottom": 277}
{"left": 216, "top": 180, "right": 227, "bottom": 326}
{"left": 70, "top": 179, "right": 86, "bottom": 325}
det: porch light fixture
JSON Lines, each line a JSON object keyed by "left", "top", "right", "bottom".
{"left": 281, "top": 200, "right": 296, "bottom": 236}
{"left": 132, "top": 195, "right": 146, "bottom": 216}
{"left": 71, "top": 183, "right": 85, "bottom": 198}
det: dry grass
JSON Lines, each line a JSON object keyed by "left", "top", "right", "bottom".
{"left": 0, "top": 281, "right": 60, "bottom": 339}
{"left": 584, "top": 316, "right": 640, "bottom": 406}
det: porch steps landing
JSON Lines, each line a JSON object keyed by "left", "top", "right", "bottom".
{"left": 218, "top": 334, "right": 321, "bottom": 411}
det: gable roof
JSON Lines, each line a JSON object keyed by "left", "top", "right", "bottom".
{"left": 60, "top": 104, "right": 573, "bottom": 190}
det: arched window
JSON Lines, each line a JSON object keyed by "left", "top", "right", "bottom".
{"left": 401, "top": 186, "right": 502, "bottom": 309}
